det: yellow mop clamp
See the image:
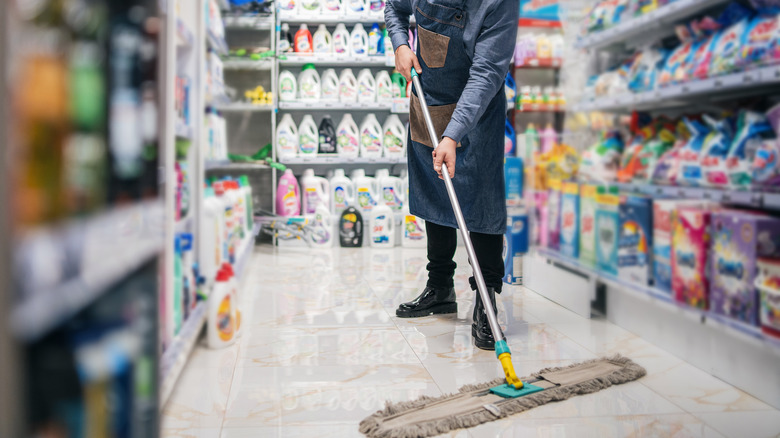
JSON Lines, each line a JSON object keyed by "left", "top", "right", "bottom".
{"left": 409, "top": 68, "right": 530, "bottom": 397}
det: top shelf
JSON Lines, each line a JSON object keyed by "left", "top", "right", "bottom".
{"left": 277, "top": 12, "right": 415, "bottom": 25}
{"left": 223, "top": 15, "right": 274, "bottom": 30}
{"left": 577, "top": 0, "right": 730, "bottom": 51}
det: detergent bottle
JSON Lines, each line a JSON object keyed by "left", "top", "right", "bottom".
{"left": 376, "top": 169, "right": 404, "bottom": 211}
{"left": 279, "top": 23, "right": 293, "bottom": 53}
{"left": 298, "top": 115, "right": 319, "bottom": 157}
{"left": 357, "top": 69, "right": 376, "bottom": 103}
{"left": 318, "top": 115, "right": 337, "bottom": 154}
{"left": 301, "top": 168, "right": 331, "bottom": 214}
{"left": 311, "top": 204, "right": 334, "bottom": 247}
{"left": 322, "top": 0, "right": 342, "bottom": 14}
{"left": 351, "top": 24, "right": 369, "bottom": 57}
{"left": 276, "top": 113, "right": 299, "bottom": 159}
{"left": 360, "top": 113, "right": 383, "bottom": 158}
{"left": 276, "top": 169, "right": 301, "bottom": 216}
{"left": 294, "top": 24, "right": 313, "bottom": 54}
{"left": 238, "top": 175, "right": 254, "bottom": 237}
{"left": 368, "top": 23, "right": 383, "bottom": 56}
{"left": 201, "top": 187, "right": 226, "bottom": 282}
{"left": 384, "top": 28, "right": 393, "bottom": 61}
{"left": 313, "top": 24, "right": 332, "bottom": 54}
{"left": 346, "top": 0, "right": 367, "bottom": 16}
{"left": 299, "top": 0, "right": 320, "bottom": 14}
{"left": 376, "top": 70, "right": 393, "bottom": 102}
{"left": 278, "top": 70, "right": 298, "bottom": 101}
{"left": 505, "top": 72, "right": 517, "bottom": 112}
{"left": 208, "top": 265, "right": 237, "bottom": 348}
{"left": 352, "top": 169, "right": 379, "bottom": 214}
{"left": 370, "top": 199, "right": 394, "bottom": 248}
{"left": 370, "top": 0, "right": 385, "bottom": 16}
{"left": 383, "top": 114, "right": 405, "bottom": 158}
{"left": 222, "top": 263, "right": 241, "bottom": 337}
{"left": 320, "top": 68, "right": 339, "bottom": 101}
{"left": 524, "top": 123, "right": 539, "bottom": 156}
{"left": 338, "top": 68, "right": 358, "bottom": 102}
{"left": 332, "top": 24, "right": 350, "bottom": 55}
{"left": 401, "top": 204, "right": 427, "bottom": 248}
{"left": 278, "top": 0, "right": 296, "bottom": 11}
{"left": 329, "top": 169, "right": 354, "bottom": 214}
{"left": 391, "top": 70, "right": 407, "bottom": 98}
{"left": 339, "top": 207, "right": 363, "bottom": 247}
{"left": 504, "top": 118, "right": 516, "bottom": 156}
{"left": 336, "top": 113, "right": 360, "bottom": 158}
{"left": 541, "top": 123, "right": 557, "bottom": 154}
{"left": 298, "top": 64, "right": 321, "bottom": 102}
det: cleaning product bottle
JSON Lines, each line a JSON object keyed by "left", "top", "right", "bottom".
{"left": 383, "top": 114, "right": 406, "bottom": 158}
{"left": 339, "top": 206, "right": 363, "bottom": 247}
{"left": 401, "top": 204, "right": 427, "bottom": 248}
{"left": 279, "top": 69, "right": 298, "bottom": 101}
{"left": 298, "top": 115, "right": 319, "bottom": 157}
{"left": 370, "top": 0, "right": 385, "bottom": 15}
{"left": 301, "top": 168, "right": 331, "bottom": 214}
{"left": 313, "top": 24, "right": 332, "bottom": 54}
{"left": 330, "top": 169, "right": 355, "bottom": 214}
{"left": 351, "top": 24, "right": 369, "bottom": 57}
{"left": 321, "top": 68, "right": 339, "bottom": 101}
{"left": 368, "top": 23, "right": 383, "bottom": 56}
{"left": 360, "top": 113, "right": 383, "bottom": 158}
{"left": 298, "top": 64, "right": 321, "bottom": 102}
{"left": 278, "top": 0, "right": 296, "bottom": 11}
{"left": 376, "top": 70, "right": 393, "bottom": 102}
{"left": 537, "top": 34, "right": 552, "bottom": 59}
{"left": 276, "top": 113, "right": 299, "bottom": 159}
{"left": 505, "top": 72, "right": 516, "bottom": 112}
{"left": 213, "top": 182, "right": 235, "bottom": 263}
{"left": 294, "top": 24, "right": 313, "bottom": 54}
{"left": 524, "top": 123, "right": 540, "bottom": 156}
{"left": 551, "top": 34, "right": 564, "bottom": 60}
{"left": 346, "top": 0, "right": 367, "bottom": 16}
{"left": 202, "top": 187, "right": 226, "bottom": 282}
{"left": 227, "top": 180, "right": 246, "bottom": 242}
{"left": 311, "top": 204, "right": 334, "bottom": 247}
{"left": 239, "top": 175, "right": 254, "bottom": 238}
{"left": 505, "top": 118, "right": 516, "bottom": 156}
{"left": 323, "top": 0, "right": 342, "bottom": 14}
{"left": 299, "top": 0, "right": 321, "bottom": 14}
{"left": 173, "top": 235, "right": 183, "bottom": 334}
{"left": 384, "top": 28, "right": 393, "bottom": 62}
{"left": 376, "top": 169, "right": 404, "bottom": 210}
{"left": 370, "top": 199, "right": 394, "bottom": 248}
{"left": 332, "top": 23, "right": 350, "bottom": 55}
{"left": 318, "top": 115, "right": 337, "bottom": 154}
{"left": 352, "top": 169, "right": 379, "bottom": 214}
{"left": 276, "top": 169, "right": 301, "bottom": 216}
{"left": 336, "top": 114, "right": 360, "bottom": 158}
{"left": 338, "top": 68, "right": 358, "bottom": 102}
{"left": 222, "top": 263, "right": 241, "bottom": 337}
{"left": 357, "top": 68, "right": 376, "bottom": 103}
{"left": 391, "top": 70, "right": 407, "bottom": 98}
{"left": 541, "top": 123, "right": 557, "bottom": 154}
{"left": 208, "top": 265, "right": 237, "bottom": 348}
{"left": 279, "top": 23, "right": 293, "bottom": 53}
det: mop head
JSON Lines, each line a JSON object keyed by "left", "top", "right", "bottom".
{"left": 359, "top": 355, "right": 646, "bottom": 438}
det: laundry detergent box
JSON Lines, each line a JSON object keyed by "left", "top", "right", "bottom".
{"left": 652, "top": 200, "right": 709, "bottom": 293}
{"left": 534, "top": 191, "right": 549, "bottom": 248}
{"left": 618, "top": 194, "right": 653, "bottom": 286}
{"left": 547, "top": 179, "right": 563, "bottom": 251}
{"left": 757, "top": 258, "right": 780, "bottom": 337}
{"left": 559, "top": 182, "right": 580, "bottom": 258}
{"left": 505, "top": 156, "right": 525, "bottom": 209}
{"left": 504, "top": 208, "right": 529, "bottom": 285}
{"left": 579, "top": 184, "right": 599, "bottom": 267}
{"left": 595, "top": 186, "right": 621, "bottom": 276}
{"left": 710, "top": 210, "right": 780, "bottom": 326}
{"left": 672, "top": 206, "right": 715, "bottom": 309}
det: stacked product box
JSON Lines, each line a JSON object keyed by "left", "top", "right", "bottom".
{"left": 652, "top": 200, "right": 710, "bottom": 294}
{"left": 672, "top": 206, "right": 715, "bottom": 309}
{"left": 579, "top": 184, "right": 599, "bottom": 267}
{"left": 547, "top": 179, "right": 562, "bottom": 251}
{"left": 595, "top": 186, "right": 620, "bottom": 276}
{"left": 757, "top": 258, "right": 780, "bottom": 336}
{"left": 559, "top": 182, "right": 580, "bottom": 258}
{"left": 504, "top": 209, "right": 529, "bottom": 285}
{"left": 618, "top": 194, "right": 653, "bottom": 286}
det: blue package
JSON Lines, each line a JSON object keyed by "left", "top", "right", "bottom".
{"left": 504, "top": 210, "right": 529, "bottom": 285}
{"left": 559, "top": 182, "right": 580, "bottom": 258}
{"left": 596, "top": 189, "right": 621, "bottom": 276}
{"left": 618, "top": 194, "right": 654, "bottom": 285}
{"left": 504, "top": 156, "right": 524, "bottom": 209}
{"left": 727, "top": 111, "right": 774, "bottom": 188}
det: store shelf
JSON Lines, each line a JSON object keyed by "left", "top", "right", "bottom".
{"left": 278, "top": 54, "right": 389, "bottom": 66}
{"left": 10, "top": 200, "right": 164, "bottom": 343}
{"left": 535, "top": 247, "right": 780, "bottom": 357}
{"left": 574, "top": 66, "right": 780, "bottom": 113}
{"left": 205, "top": 161, "right": 269, "bottom": 171}
{"left": 160, "top": 301, "right": 207, "bottom": 405}
{"left": 515, "top": 58, "right": 562, "bottom": 69}
{"left": 278, "top": 13, "right": 387, "bottom": 24}
{"left": 612, "top": 182, "right": 763, "bottom": 208}
{"left": 216, "top": 102, "right": 274, "bottom": 112}
{"left": 223, "top": 15, "right": 274, "bottom": 30}
{"left": 222, "top": 59, "right": 274, "bottom": 70}
{"left": 576, "top": 0, "right": 731, "bottom": 50}
{"left": 207, "top": 30, "right": 229, "bottom": 56}
{"left": 176, "top": 121, "right": 193, "bottom": 140}
{"left": 280, "top": 156, "right": 406, "bottom": 165}
{"left": 279, "top": 101, "right": 399, "bottom": 111}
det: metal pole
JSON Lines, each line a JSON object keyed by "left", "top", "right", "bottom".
{"left": 410, "top": 72, "right": 505, "bottom": 343}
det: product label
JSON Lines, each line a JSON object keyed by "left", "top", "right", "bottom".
{"left": 378, "top": 84, "right": 393, "bottom": 100}
{"left": 372, "top": 215, "right": 389, "bottom": 243}
{"left": 370, "top": 0, "right": 384, "bottom": 11}
{"left": 369, "top": 34, "right": 381, "bottom": 55}
{"left": 301, "top": 0, "right": 319, "bottom": 10}
{"left": 334, "top": 186, "right": 348, "bottom": 208}
{"left": 283, "top": 189, "right": 298, "bottom": 215}
{"left": 382, "top": 187, "right": 402, "bottom": 209}
{"left": 357, "top": 188, "right": 376, "bottom": 211}
{"left": 337, "top": 130, "right": 358, "bottom": 152}
{"left": 384, "top": 130, "right": 403, "bottom": 153}
{"left": 300, "top": 82, "right": 317, "bottom": 100}
{"left": 217, "top": 295, "right": 234, "bottom": 341}
{"left": 334, "top": 36, "right": 347, "bottom": 53}
{"left": 280, "top": 78, "right": 295, "bottom": 94}
{"left": 361, "top": 129, "right": 381, "bottom": 153}
{"left": 340, "top": 83, "right": 356, "bottom": 99}
{"left": 305, "top": 187, "right": 321, "bottom": 214}
{"left": 404, "top": 215, "right": 425, "bottom": 240}
{"left": 352, "top": 36, "right": 366, "bottom": 54}
{"left": 300, "top": 133, "right": 317, "bottom": 154}
{"left": 324, "top": 0, "right": 341, "bottom": 11}
{"left": 278, "top": 130, "right": 297, "bottom": 156}
{"left": 359, "top": 83, "right": 375, "bottom": 99}
{"left": 296, "top": 39, "right": 311, "bottom": 53}
{"left": 349, "top": 0, "right": 365, "bottom": 12}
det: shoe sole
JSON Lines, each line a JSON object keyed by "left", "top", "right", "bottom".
{"left": 471, "top": 326, "right": 496, "bottom": 350}
{"left": 396, "top": 302, "right": 457, "bottom": 318}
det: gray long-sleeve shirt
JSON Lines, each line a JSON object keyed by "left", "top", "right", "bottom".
{"left": 385, "top": 0, "right": 518, "bottom": 144}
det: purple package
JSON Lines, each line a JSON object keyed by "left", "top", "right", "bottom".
{"left": 547, "top": 180, "right": 562, "bottom": 251}
{"left": 710, "top": 210, "right": 780, "bottom": 326}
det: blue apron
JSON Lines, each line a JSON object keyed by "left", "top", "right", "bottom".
{"left": 407, "top": 0, "right": 507, "bottom": 235}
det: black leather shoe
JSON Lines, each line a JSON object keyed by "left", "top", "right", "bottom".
{"left": 472, "top": 288, "right": 497, "bottom": 350}
{"left": 396, "top": 286, "right": 457, "bottom": 318}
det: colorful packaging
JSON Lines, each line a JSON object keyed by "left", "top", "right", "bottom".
{"left": 504, "top": 210, "right": 529, "bottom": 285}
{"left": 633, "top": 126, "right": 676, "bottom": 182}
{"left": 676, "top": 118, "right": 711, "bottom": 185}
{"left": 547, "top": 179, "right": 563, "bottom": 251}
{"left": 711, "top": 210, "right": 780, "bottom": 326}
{"left": 579, "top": 185, "right": 599, "bottom": 267}
{"left": 757, "top": 258, "right": 780, "bottom": 337}
{"left": 559, "top": 182, "right": 580, "bottom": 258}
{"left": 752, "top": 139, "right": 780, "bottom": 187}
{"left": 709, "top": 18, "right": 751, "bottom": 77}
{"left": 699, "top": 115, "right": 736, "bottom": 187}
{"left": 672, "top": 206, "right": 713, "bottom": 309}
{"left": 596, "top": 187, "right": 621, "bottom": 276}
{"left": 738, "top": 14, "right": 780, "bottom": 70}
{"left": 534, "top": 191, "right": 549, "bottom": 248}
{"left": 692, "top": 34, "right": 719, "bottom": 80}
{"left": 628, "top": 47, "right": 668, "bottom": 93}
{"left": 618, "top": 194, "right": 653, "bottom": 286}
{"left": 653, "top": 200, "right": 703, "bottom": 294}
{"left": 659, "top": 40, "right": 694, "bottom": 86}
{"left": 579, "top": 131, "right": 624, "bottom": 183}
{"left": 505, "top": 157, "right": 524, "bottom": 209}
{"left": 727, "top": 111, "right": 775, "bottom": 188}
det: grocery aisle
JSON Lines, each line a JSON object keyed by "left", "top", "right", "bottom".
{"left": 162, "top": 246, "right": 780, "bottom": 438}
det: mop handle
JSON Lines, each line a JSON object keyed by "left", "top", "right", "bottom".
{"left": 410, "top": 68, "right": 505, "bottom": 344}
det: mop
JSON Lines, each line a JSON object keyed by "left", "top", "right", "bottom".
{"left": 358, "top": 69, "right": 647, "bottom": 438}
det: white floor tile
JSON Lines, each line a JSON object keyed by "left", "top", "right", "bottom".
{"left": 694, "top": 411, "right": 780, "bottom": 438}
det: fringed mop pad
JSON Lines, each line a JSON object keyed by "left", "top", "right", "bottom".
{"left": 360, "top": 355, "right": 646, "bottom": 438}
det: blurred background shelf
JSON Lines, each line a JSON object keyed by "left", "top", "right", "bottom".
{"left": 278, "top": 55, "right": 389, "bottom": 66}
{"left": 216, "top": 102, "right": 274, "bottom": 112}
{"left": 223, "top": 15, "right": 274, "bottom": 29}
{"left": 223, "top": 59, "right": 274, "bottom": 70}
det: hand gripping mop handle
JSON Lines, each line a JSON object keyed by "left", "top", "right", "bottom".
{"left": 410, "top": 68, "right": 522, "bottom": 389}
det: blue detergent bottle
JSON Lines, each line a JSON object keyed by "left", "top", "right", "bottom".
{"left": 504, "top": 118, "right": 516, "bottom": 156}
{"left": 504, "top": 73, "right": 517, "bottom": 112}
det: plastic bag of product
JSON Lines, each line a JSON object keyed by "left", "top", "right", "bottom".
{"left": 752, "top": 139, "right": 780, "bottom": 188}
{"left": 710, "top": 18, "right": 752, "bottom": 76}
{"left": 738, "top": 14, "right": 780, "bottom": 70}
{"left": 726, "top": 111, "right": 774, "bottom": 188}
{"left": 633, "top": 124, "right": 676, "bottom": 182}
{"left": 675, "top": 117, "right": 712, "bottom": 186}
{"left": 659, "top": 39, "right": 695, "bottom": 86}
{"left": 691, "top": 33, "right": 720, "bottom": 80}
{"left": 579, "top": 131, "right": 624, "bottom": 183}
{"left": 628, "top": 48, "right": 668, "bottom": 92}
{"left": 699, "top": 115, "right": 737, "bottom": 187}
{"left": 618, "top": 124, "right": 655, "bottom": 182}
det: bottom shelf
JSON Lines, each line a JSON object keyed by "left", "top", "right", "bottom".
{"left": 160, "top": 301, "right": 208, "bottom": 405}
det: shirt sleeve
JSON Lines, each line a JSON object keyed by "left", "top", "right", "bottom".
{"left": 385, "top": 0, "right": 413, "bottom": 52}
{"left": 442, "top": 0, "right": 518, "bottom": 144}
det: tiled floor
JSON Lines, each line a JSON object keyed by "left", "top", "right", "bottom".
{"left": 162, "top": 246, "right": 780, "bottom": 437}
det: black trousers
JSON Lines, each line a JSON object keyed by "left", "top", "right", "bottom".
{"left": 425, "top": 221, "right": 505, "bottom": 293}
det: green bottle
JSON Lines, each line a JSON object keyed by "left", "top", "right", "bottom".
{"left": 391, "top": 71, "right": 407, "bottom": 98}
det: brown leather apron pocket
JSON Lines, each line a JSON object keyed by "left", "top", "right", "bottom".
{"left": 418, "top": 25, "right": 449, "bottom": 69}
{"left": 409, "top": 92, "right": 460, "bottom": 148}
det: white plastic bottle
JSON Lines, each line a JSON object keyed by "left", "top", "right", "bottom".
{"left": 313, "top": 24, "right": 333, "bottom": 54}
{"left": 298, "top": 64, "right": 321, "bottom": 102}
{"left": 311, "top": 204, "right": 334, "bottom": 247}
{"left": 298, "top": 115, "right": 319, "bottom": 157}
{"left": 336, "top": 114, "right": 360, "bottom": 158}
{"left": 299, "top": 0, "right": 321, "bottom": 14}
{"left": 238, "top": 175, "right": 254, "bottom": 238}
{"left": 401, "top": 204, "right": 427, "bottom": 248}
{"left": 357, "top": 68, "right": 376, "bottom": 103}
{"left": 370, "top": 201, "right": 395, "bottom": 248}
{"left": 375, "top": 169, "right": 404, "bottom": 211}
{"left": 279, "top": 70, "right": 298, "bottom": 101}
{"left": 276, "top": 113, "right": 299, "bottom": 159}
{"left": 321, "top": 68, "right": 339, "bottom": 101}
{"left": 208, "top": 266, "right": 237, "bottom": 348}
{"left": 346, "top": 0, "right": 367, "bottom": 15}
{"left": 201, "top": 187, "right": 226, "bottom": 282}
{"left": 332, "top": 24, "right": 350, "bottom": 55}
{"left": 351, "top": 24, "right": 369, "bottom": 57}
{"left": 352, "top": 169, "right": 379, "bottom": 214}
{"left": 338, "top": 68, "right": 358, "bottom": 103}
{"left": 301, "top": 169, "right": 331, "bottom": 214}
{"left": 329, "top": 169, "right": 354, "bottom": 215}
{"left": 322, "top": 0, "right": 342, "bottom": 15}
{"left": 360, "top": 113, "right": 383, "bottom": 158}
{"left": 376, "top": 70, "right": 393, "bottom": 102}
{"left": 368, "top": 23, "right": 382, "bottom": 56}
{"left": 382, "top": 114, "right": 406, "bottom": 158}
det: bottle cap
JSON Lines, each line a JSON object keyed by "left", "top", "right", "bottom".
{"left": 302, "top": 63, "right": 316, "bottom": 71}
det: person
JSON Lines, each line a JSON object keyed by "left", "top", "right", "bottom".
{"left": 385, "top": 0, "right": 518, "bottom": 350}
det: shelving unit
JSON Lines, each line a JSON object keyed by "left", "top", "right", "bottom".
{"left": 281, "top": 156, "right": 406, "bottom": 165}
{"left": 279, "top": 101, "right": 398, "bottom": 111}
{"left": 223, "top": 59, "right": 275, "bottom": 70}
{"left": 216, "top": 103, "right": 275, "bottom": 112}
{"left": 279, "top": 55, "right": 389, "bottom": 66}
{"left": 278, "top": 14, "right": 387, "bottom": 24}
